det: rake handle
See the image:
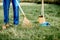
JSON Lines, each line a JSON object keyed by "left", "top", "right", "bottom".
{"left": 41, "top": 0, "right": 44, "bottom": 18}
{"left": 16, "top": 0, "right": 26, "bottom": 17}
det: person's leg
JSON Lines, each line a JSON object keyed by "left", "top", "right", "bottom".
{"left": 3, "top": 0, "right": 10, "bottom": 29}
{"left": 3, "top": 0, "right": 10, "bottom": 24}
{"left": 12, "top": 0, "right": 19, "bottom": 25}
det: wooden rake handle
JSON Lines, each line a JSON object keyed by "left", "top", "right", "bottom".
{"left": 16, "top": 0, "right": 26, "bottom": 17}
{"left": 41, "top": 0, "right": 44, "bottom": 18}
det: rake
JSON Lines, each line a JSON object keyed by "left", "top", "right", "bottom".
{"left": 38, "top": 0, "right": 45, "bottom": 24}
{"left": 16, "top": 0, "right": 32, "bottom": 27}
{"left": 38, "top": 0, "right": 50, "bottom": 26}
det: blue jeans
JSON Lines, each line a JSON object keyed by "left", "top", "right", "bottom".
{"left": 3, "top": 0, "right": 19, "bottom": 25}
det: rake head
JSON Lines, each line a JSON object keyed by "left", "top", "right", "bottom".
{"left": 22, "top": 17, "right": 32, "bottom": 28}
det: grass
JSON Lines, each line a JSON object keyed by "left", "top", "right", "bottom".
{"left": 0, "top": 3, "right": 60, "bottom": 40}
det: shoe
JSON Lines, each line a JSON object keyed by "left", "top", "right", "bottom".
{"left": 6, "top": 24, "right": 10, "bottom": 28}
{"left": 2, "top": 25, "right": 6, "bottom": 30}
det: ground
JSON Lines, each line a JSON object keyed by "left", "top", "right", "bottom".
{"left": 0, "top": 3, "right": 60, "bottom": 40}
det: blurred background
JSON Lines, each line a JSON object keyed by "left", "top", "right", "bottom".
{"left": 0, "top": 0, "right": 60, "bottom": 40}
{"left": 0, "top": 0, "right": 60, "bottom": 4}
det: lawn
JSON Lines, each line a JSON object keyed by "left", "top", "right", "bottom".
{"left": 0, "top": 3, "right": 60, "bottom": 40}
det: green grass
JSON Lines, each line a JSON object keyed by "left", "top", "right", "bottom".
{"left": 0, "top": 3, "right": 60, "bottom": 40}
